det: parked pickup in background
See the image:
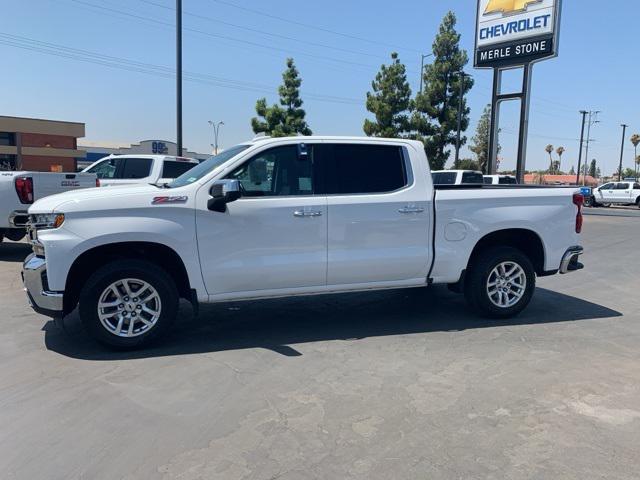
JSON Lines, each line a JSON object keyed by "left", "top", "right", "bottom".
{"left": 590, "top": 181, "right": 640, "bottom": 208}
{"left": 82, "top": 154, "right": 199, "bottom": 187}
{"left": 23, "top": 137, "right": 585, "bottom": 349}
{"left": 432, "top": 169, "right": 484, "bottom": 185}
{"left": 0, "top": 171, "right": 97, "bottom": 244}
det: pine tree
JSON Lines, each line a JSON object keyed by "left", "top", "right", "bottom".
{"left": 252, "top": 58, "right": 312, "bottom": 137}
{"left": 469, "top": 104, "right": 500, "bottom": 173}
{"left": 364, "top": 53, "right": 412, "bottom": 138}
{"left": 413, "top": 11, "right": 474, "bottom": 170}
{"left": 588, "top": 159, "right": 597, "bottom": 178}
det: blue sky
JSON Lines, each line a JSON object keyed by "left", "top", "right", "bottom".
{"left": 2, "top": 0, "right": 638, "bottom": 174}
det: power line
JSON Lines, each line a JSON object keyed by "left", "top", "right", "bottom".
{"left": 70, "top": 0, "right": 388, "bottom": 72}
{"left": 0, "top": 33, "right": 365, "bottom": 106}
{"left": 137, "top": 0, "right": 389, "bottom": 61}
{"left": 204, "top": 0, "right": 422, "bottom": 54}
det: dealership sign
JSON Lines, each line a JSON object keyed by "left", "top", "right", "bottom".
{"left": 475, "top": 0, "right": 561, "bottom": 68}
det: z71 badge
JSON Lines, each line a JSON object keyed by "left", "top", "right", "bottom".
{"left": 152, "top": 196, "right": 188, "bottom": 205}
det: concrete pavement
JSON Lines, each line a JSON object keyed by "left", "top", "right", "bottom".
{"left": 0, "top": 215, "right": 639, "bottom": 480}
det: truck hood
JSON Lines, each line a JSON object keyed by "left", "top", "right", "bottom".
{"left": 28, "top": 184, "right": 164, "bottom": 213}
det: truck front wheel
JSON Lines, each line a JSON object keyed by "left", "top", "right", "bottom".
{"left": 464, "top": 247, "right": 536, "bottom": 319}
{"left": 78, "top": 259, "right": 178, "bottom": 349}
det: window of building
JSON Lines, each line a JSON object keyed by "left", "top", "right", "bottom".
{"left": 0, "top": 154, "right": 17, "bottom": 171}
{"left": 0, "top": 132, "right": 16, "bottom": 146}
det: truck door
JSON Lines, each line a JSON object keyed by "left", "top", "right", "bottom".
{"left": 322, "top": 143, "right": 432, "bottom": 286}
{"left": 195, "top": 143, "right": 327, "bottom": 297}
{"left": 612, "top": 182, "right": 631, "bottom": 203}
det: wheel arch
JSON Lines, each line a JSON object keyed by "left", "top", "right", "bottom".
{"left": 467, "top": 229, "right": 546, "bottom": 276}
{"left": 64, "top": 241, "right": 191, "bottom": 314}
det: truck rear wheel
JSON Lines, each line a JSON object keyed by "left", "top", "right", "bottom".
{"left": 464, "top": 246, "right": 536, "bottom": 319}
{"left": 78, "top": 259, "right": 178, "bottom": 349}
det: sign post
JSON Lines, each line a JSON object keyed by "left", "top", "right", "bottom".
{"left": 474, "top": 0, "right": 562, "bottom": 180}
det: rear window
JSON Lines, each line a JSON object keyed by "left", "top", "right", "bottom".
{"left": 499, "top": 176, "right": 517, "bottom": 185}
{"left": 121, "top": 158, "right": 152, "bottom": 179}
{"left": 432, "top": 172, "right": 457, "bottom": 185}
{"left": 461, "top": 171, "right": 484, "bottom": 184}
{"left": 325, "top": 144, "right": 407, "bottom": 194}
{"left": 162, "top": 160, "right": 196, "bottom": 179}
{"left": 483, "top": 177, "right": 493, "bottom": 184}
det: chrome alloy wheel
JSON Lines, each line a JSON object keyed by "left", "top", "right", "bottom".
{"left": 486, "top": 261, "right": 527, "bottom": 309}
{"left": 97, "top": 278, "right": 162, "bottom": 338}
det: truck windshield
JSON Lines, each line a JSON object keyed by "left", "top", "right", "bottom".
{"left": 167, "top": 145, "right": 250, "bottom": 188}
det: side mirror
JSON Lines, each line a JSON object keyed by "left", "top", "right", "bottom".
{"left": 208, "top": 179, "right": 241, "bottom": 212}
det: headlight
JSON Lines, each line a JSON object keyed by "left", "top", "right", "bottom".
{"left": 30, "top": 213, "right": 65, "bottom": 230}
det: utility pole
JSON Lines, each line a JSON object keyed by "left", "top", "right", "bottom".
{"left": 582, "top": 111, "right": 600, "bottom": 185}
{"left": 618, "top": 124, "right": 628, "bottom": 181}
{"left": 208, "top": 121, "right": 224, "bottom": 155}
{"left": 176, "top": 0, "right": 183, "bottom": 156}
{"left": 455, "top": 71, "right": 468, "bottom": 165}
{"left": 419, "top": 53, "right": 433, "bottom": 95}
{"left": 576, "top": 110, "right": 587, "bottom": 185}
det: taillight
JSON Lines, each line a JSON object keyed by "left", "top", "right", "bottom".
{"left": 96, "top": 178, "right": 101, "bottom": 187}
{"left": 15, "top": 176, "right": 34, "bottom": 204}
{"left": 573, "top": 193, "right": 584, "bottom": 234}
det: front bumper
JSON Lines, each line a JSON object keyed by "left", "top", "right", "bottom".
{"left": 22, "top": 254, "right": 64, "bottom": 318}
{"left": 559, "top": 246, "right": 584, "bottom": 274}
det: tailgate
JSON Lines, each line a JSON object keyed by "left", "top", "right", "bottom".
{"left": 32, "top": 172, "right": 97, "bottom": 200}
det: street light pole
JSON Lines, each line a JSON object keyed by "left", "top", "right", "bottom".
{"left": 618, "top": 124, "right": 628, "bottom": 181}
{"left": 454, "top": 71, "right": 468, "bottom": 165}
{"left": 208, "top": 121, "right": 224, "bottom": 155}
{"left": 176, "top": 0, "right": 183, "bottom": 156}
{"left": 419, "top": 54, "right": 433, "bottom": 95}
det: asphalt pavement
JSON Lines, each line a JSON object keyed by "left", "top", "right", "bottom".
{"left": 0, "top": 214, "right": 639, "bottom": 480}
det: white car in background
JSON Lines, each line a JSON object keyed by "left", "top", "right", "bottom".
{"left": 592, "top": 181, "right": 640, "bottom": 207}
{"left": 484, "top": 175, "right": 518, "bottom": 185}
{"left": 82, "top": 154, "right": 199, "bottom": 187}
{"left": 432, "top": 170, "right": 484, "bottom": 185}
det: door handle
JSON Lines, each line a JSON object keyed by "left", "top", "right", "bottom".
{"left": 398, "top": 206, "right": 425, "bottom": 214}
{"left": 293, "top": 209, "right": 323, "bottom": 217}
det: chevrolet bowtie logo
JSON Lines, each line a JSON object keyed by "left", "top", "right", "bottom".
{"left": 484, "top": 0, "right": 544, "bottom": 15}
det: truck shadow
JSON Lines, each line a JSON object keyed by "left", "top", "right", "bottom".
{"left": 0, "top": 242, "right": 31, "bottom": 263}
{"left": 44, "top": 286, "right": 623, "bottom": 361}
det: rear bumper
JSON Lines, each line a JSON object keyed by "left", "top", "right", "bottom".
{"left": 559, "top": 246, "right": 584, "bottom": 274}
{"left": 22, "top": 254, "right": 64, "bottom": 318}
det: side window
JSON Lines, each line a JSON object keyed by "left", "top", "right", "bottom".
{"left": 324, "top": 144, "right": 407, "bottom": 194}
{"left": 228, "top": 145, "right": 314, "bottom": 197}
{"left": 121, "top": 158, "right": 153, "bottom": 179}
{"left": 600, "top": 183, "right": 613, "bottom": 190}
{"left": 162, "top": 161, "right": 196, "bottom": 179}
{"left": 87, "top": 158, "right": 123, "bottom": 179}
{"left": 634, "top": 183, "right": 640, "bottom": 190}
{"left": 483, "top": 177, "right": 492, "bottom": 184}
{"left": 432, "top": 172, "right": 457, "bottom": 185}
{"left": 499, "top": 176, "right": 517, "bottom": 184}
{"left": 615, "top": 183, "right": 628, "bottom": 190}
{"left": 461, "top": 171, "right": 484, "bottom": 184}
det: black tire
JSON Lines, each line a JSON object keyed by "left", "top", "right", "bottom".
{"left": 636, "top": 197, "right": 640, "bottom": 209}
{"left": 464, "top": 246, "right": 536, "bottom": 319}
{"left": 79, "top": 259, "right": 179, "bottom": 349}
{"left": 583, "top": 196, "right": 593, "bottom": 208}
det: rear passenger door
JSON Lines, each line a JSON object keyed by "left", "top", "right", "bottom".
{"left": 322, "top": 143, "right": 432, "bottom": 287}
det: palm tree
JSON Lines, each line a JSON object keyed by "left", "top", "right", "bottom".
{"left": 636, "top": 155, "right": 640, "bottom": 179}
{"left": 555, "top": 146, "right": 565, "bottom": 174}
{"left": 632, "top": 134, "right": 640, "bottom": 178}
{"left": 545, "top": 144, "right": 554, "bottom": 173}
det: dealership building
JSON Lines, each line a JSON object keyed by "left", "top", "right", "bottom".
{"left": 79, "top": 140, "right": 210, "bottom": 169}
{"left": 0, "top": 115, "right": 86, "bottom": 172}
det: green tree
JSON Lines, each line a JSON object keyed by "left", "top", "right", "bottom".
{"left": 251, "top": 58, "right": 312, "bottom": 137}
{"left": 413, "top": 11, "right": 474, "bottom": 170}
{"left": 556, "top": 146, "right": 565, "bottom": 173}
{"left": 364, "top": 52, "right": 412, "bottom": 138}
{"left": 588, "top": 159, "right": 597, "bottom": 178}
{"left": 568, "top": 166, "right": 576, "bottom": 176}
{"left": 469, "top": 104, "right": 500, "bottom": 173}
{"left": 452, "top": 158, "right": 480, "bottom": 170}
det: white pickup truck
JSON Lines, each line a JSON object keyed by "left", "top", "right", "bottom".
{"left": 82, "top": 154, "right": 199, "bottom": 187}
{"left": 0, "top": 171, "right": 97, "bottom": 243}
{"left": 23, "top": 137, "right": 585, "bottom": 349}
